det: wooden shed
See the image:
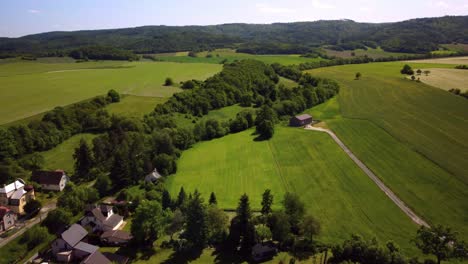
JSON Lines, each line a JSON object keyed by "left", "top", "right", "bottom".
{"left": 289, "top": 114, "right": 313, "bottom": 127}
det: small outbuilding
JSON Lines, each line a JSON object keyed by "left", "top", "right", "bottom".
{"left": 144, "top": 169, "right": 162, "bottom": 183}
{"left": 289, "top": 114, "right": 313, "bottom": 127}
{"left": 252, "top": 243, "right": 277, "bottom": 262}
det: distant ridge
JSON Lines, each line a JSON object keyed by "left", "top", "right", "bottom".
{"left": 1, "top": 15, "right": 467, "bottom": 55}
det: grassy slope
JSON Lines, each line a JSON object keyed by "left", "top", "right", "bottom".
{"left": 304, "top": 62, "right": 468, "bottom": 238}
{"left": 166, "top": 127, "right": 418, "bottom": 253}
{"left": 307, "top": 62, "right": 468, "bottom": 184}
{"left": 0, "top": 61, "right": 221, "bottom": 124}
{"left": 40, "top": 133, "right": 98, "bottom": 173}
{"left": 324, "top": 47, "right": 413, "bottom": 59}
{"left": 105, "top": 95, "right": 167, "bottom": 119}
{"left": 153, "top": 49, "right": 325, "bottom": 65}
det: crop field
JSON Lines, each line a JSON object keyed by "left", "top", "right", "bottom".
{"left": 166, "top": 126, "right": 418, "bottom": 252}
{"left": 413, "top": 68, "right": 468, "bottom": 92}
{"left": 105, "top": 95, "right": 167, "bottom": 118}
{"left": 152, "top": 49, "right": 325, "bottom": 65}
{"left": 305, "top": 62, "right": 468, "bottom": 239}
{"left": 0, "top": 60, "right": 221, "bottom": 125}
{"left": 324, "top": 47, "right": 412, "bottom": 59}
{"left": 40, "top": 133, "right": 98, "bottom": 173}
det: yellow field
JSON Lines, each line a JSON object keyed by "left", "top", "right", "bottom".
{"left": 405, "top": 56, "right": 468, "bottom": 65}
{"left": 414, "top": 68, "right": 468, "bottom": 92}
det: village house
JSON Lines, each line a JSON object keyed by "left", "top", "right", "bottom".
{"left": 32, "top": 170, "right": 69, "bottom": 191}
{"left": 0, "top": 206, "right": 17, "bottom": 232}
{"left": 80, "top": 204, "right": 124, "bottom": 233}
{"left": 144, "top": 168, "right": 162, "bottom": 183}
{"left": 289, "top": 114, "right": 313, "bottom": 127}
{"left": 51, "top": 224, "right": 115, "bottom": 263}
{"left": 0, "top": 179, "right": 35, "bottom": 214}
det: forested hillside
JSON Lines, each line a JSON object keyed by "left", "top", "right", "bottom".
{"left": 1, "top": 16, "right": 467, "bottom": 56}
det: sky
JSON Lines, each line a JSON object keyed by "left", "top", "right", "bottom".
{"left": 0, "top": 0, "right": 467, "bottom": 37}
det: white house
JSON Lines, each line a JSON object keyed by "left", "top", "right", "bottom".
{"left": 80, "top": 205, "right": 123, "bottom": 232}
{"left": 32, "top": 170, "right": 69, "bottom": 191}
{"left": 144, "top": 168, "right": 162, "bottom": 183}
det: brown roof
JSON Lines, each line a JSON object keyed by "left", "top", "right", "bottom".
{"left": 81, "top": 251, "right": 111, "bottom": 264}
{"left": 0, "top": 206, "right": 11, "bottom": 218}
{"left": 294, "top": 114, "right": 312, "bottom": 121}
{"left": 102, "top": 252, "right": 129, "bottom": 264}
{"left": 61, "top": 224, "right": 88, "bottom": 247}
{"left": 101, "top": 230, "right": 132, "bottom": 242}
{"left": 103, "top": 214, "right": 123, "bottom": 229}
{"left": 32, "top": 170, "right": 66, "bottom": 185}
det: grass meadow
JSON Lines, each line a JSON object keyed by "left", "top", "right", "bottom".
{"left": 0, "top": 60, "right": 221, "bottom": 125}
{"left": 324, "top": 47, "right": 413, "bottom": 59}
{"left": 304, "top": 61, "right": 468, "bottom": 239}
{"left": 105, "top": 95, "right": 167, "bottom": 119}
{"left": 152, "top": 49, "right": 325, "bottom": 65}
{"left": 40, "top": 133, "right": 98, "bottom": 173}
{"left": 166, "top": 126, "right": 419, "bottom": 253}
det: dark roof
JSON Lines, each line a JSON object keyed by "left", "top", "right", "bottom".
{"left": 74, "top": 241, "right": 98, "bottom": 254}
{"left": 81, "top": 251, "right": 111, "bottom": 264}
{"left": 99, "top": 204, "right": 113, "bottom": 214}
{"left": 103, "top": 214, "right": 123, "bottom": 229}
{"left": 0, "top": 206, "right": 11, "bottom": 218}
{"left": 102, "top": 252, "right": 129, "bottom": 264}
{"left": 101, "top": 230, "right": 132, "bottom": 242}
{"left": 294, "top": 114, "right": 312, "bottom": 121}
{"left": 61, "top": 224, "right": 88, "bottom": 247}
{"left": 32, "top": 170, "right": 66, "bottom": 185}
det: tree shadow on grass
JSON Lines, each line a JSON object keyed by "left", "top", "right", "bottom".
{"left": 211, "top": 245, "right": 246, "bottom": 264}
{"left": 161, "top": 248, "right": 203, "bottom": 264}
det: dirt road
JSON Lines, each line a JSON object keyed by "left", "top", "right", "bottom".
{"left": 305, "top": 125, "right": 429, "bottom": 227}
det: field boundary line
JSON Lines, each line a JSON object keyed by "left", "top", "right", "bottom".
{"left": 304, "top": 125, "right": 430, "bottom": 227}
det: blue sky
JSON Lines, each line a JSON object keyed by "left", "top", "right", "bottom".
{"left": 1, "top": 0, "right": 467, "bottom": 37}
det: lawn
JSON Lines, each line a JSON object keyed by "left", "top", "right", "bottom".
{"left": 0, "top": 60, "right": 221, "bottom": 125}
{"left": 166, "top": 126, "right": 419, "bottom": 253}
{"left": 153, "top": 49, "right": 326, "bottom": 65}
{"left": 40, "top": 133, "right": 98, "bottom": 173}
{"left": 304, "top": 62, "right": 468, "bottom": 239}
{"left": 105, "top": 95, "right": 167, "bottom": 119}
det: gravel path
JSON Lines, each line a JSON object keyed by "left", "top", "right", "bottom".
{"left": 305, "top": 125, "right": 429, "bottom": 227}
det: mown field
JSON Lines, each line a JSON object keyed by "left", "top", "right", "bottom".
{"left": 305, "top": 62, "right": 468, "bottom": 239}
{"left": 152, "top": 49, "right": 325, "bottom": 65}
{"left": 40, "top": 133, "right": 98, "bottom": 173}
{"left": 0, "top": 60, "right": 221, "bottom": 124}
{"left": 413, "top": 68, "right": 468, "bottom": 92}
{"left": 166, "top": 126, "right": 418, "bottom": 253}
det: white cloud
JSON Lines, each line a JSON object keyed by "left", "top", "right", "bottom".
{"left": 312, "top": 0, "right": 335, "bottom": 9}
{"left": 256, "top": 3, "right": 295, "bottom": 14}
{"left": 28, "top": 9, "right": 41, "bottom": 14}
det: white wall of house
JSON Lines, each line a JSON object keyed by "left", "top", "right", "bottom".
{"left": 41, "top": 175, "right": 68, "bottom": 191}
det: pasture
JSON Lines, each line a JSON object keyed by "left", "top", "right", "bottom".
{"left": 166, "top": 127, "right": 418, "bottom": 253}
{"left": 413, "top": 68, "right": 468, "bottom": 92}
{"left": 40, "top": 133, "right": 98, "bottom": 173}
{"left": 324, "top": 47, "right": 412, "bottom": 59}
{"left": 0, "top": 60, "right": 221, "bottom": 125}
{"left": 152, "top": 49, "right": 325, "bottom": 65}
{"left": 105, "top": 95, "right": 167, "bottom": 118}
{"left": 305, "top": 62, "right": 468, "bottom": 239}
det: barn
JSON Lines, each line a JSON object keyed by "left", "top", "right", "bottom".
{"left": 289, "top": 114, "right": 313, "bottom": 127}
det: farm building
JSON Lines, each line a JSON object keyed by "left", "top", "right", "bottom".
{"left": 289, "top": 114, "right": 313, "bottom": 127}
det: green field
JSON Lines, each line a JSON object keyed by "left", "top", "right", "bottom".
{"left": 0, "top": 60, "right": 221, "bottom": 124}
{"left": 305, "top": 62, "right": 468, "bottom": 238}
{"left": 153, "top": 49, "right": 325, "bottom": 65}
{"left": 324, "top": 47, "right": 413, "bottom": 59}
{"left": 105, "top": 95, "right": 167, "bottom": 119}
{"left": 167, "top": 126, "right": 418, "bottom": 253}
{"left": 40, "top": 133, "right": 98, "bottom": 173}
